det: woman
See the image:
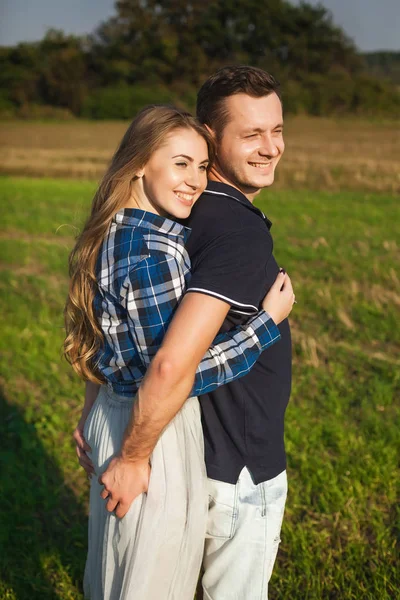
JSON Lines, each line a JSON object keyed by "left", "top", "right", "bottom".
{"left": 65, "top": 105, "right": 294, "bottom": 599}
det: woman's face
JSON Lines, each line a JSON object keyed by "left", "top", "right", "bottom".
{"left": 133, "top": 127, "right": 210, "bottom": 219}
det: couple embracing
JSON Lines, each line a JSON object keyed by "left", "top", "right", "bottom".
{"left": 65, "top": 65, "right": 294, "bottom": 600}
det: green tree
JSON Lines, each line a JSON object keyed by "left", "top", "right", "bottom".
{"left": 1, "top": 0, "right": 398, "bottom": 119}
{"left": 0, "top": 43, "right": 41, "bottom": 106}
{"left": 284, "top": 2, "right": 362, "bottom": 76}
{"left": 363, "top": 51, "right": 400, "bottom": 85}
{"left": 38, "top": 29, "right": 89, "bottom": 113}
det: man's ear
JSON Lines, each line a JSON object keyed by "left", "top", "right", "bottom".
{"left": 204, "top": 124, "right": 216, "bottom": 139}
{"left": 204, "top": 124, "right": 218, "bottom": 158}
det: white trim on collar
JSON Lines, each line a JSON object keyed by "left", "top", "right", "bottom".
{"left": 204, "top": 189, "right": 239, "bottom": 200}
{"left": 204, "top": 188, "right": 266, "bottom": 219}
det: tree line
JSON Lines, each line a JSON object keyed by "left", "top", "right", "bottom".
{"left": 1, "top": 0, "right": 399, "bottom": 120}
{"left": 364, "top": 51, "right": 400, "bottom": 85}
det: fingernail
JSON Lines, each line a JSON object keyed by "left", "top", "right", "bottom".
{"left": 279, "top": 268, "right": 286, "bottom": 274}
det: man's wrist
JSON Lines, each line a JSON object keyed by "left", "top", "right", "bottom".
{"left": 119, "top": 449, "right": 150, "bottom": 465}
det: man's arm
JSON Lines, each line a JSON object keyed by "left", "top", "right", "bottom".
{"left": 99, "top": 292, "right": 238, "bottom": 517}
{"left": 100, "top": 228, "right": 292, "bottom": 517}
{"left": 122, "top": 252, "right": 283, "bottom": 397}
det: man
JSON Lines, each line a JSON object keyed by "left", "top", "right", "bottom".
{"left": 90, "top": 65, "right": 292, "bottom": 598}
{"left": 186, "top": 66, "right": 291, "bottom": 598}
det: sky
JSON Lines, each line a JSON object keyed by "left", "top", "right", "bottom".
{"left": 0, "top": 0, "right": 399, "bottom": 52}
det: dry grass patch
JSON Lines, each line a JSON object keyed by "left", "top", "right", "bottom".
{"left": 281, "top": 116, "right": 400, "bottom": 193}
{"left": 1, "top": 117, "right": 399, "bottom": 192}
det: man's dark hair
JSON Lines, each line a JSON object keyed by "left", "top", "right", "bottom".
{"left": 196, "top": 65, "right": 281, "bottom": 139}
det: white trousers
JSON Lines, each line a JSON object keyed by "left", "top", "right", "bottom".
{"left": 201, "top": 467, "right": 288, "bottom": 600}
{"left": 83, "top": 386, "right": 207, "bottom": 600}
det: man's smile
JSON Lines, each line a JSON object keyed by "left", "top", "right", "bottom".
{"left": 248, "top": 161, "right": 272, "bottom": 169}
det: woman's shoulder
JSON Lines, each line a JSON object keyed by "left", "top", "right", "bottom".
{"left": 96, "top": 221, "right": 150, "bottom": 296}
{"left": 104, "top": 220, "right": 150, "bottom": 263}
{"left": 97, "top": 217, "right": 189, "bottom": 298}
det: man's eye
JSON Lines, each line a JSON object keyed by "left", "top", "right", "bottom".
{"left": 245, "top": 134, "right": 257, "bottom": 139}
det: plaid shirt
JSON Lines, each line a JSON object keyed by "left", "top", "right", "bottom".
{"left": 93, "top": 209, "right": 281, "bottom": 397}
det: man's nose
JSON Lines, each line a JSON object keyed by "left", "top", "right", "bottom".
{"left": 259, "top": 135, "right": 279, "bottom": 158}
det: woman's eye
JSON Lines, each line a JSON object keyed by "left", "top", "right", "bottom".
{"left": 199, "top": 165, "right": 208, "bottom": 172}
{"left": 176, "top": 162, "right": 188, "bottom": 167}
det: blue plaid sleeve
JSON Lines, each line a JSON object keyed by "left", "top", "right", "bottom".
{"left": 121, "top": 252, "right": 280, "bottom": 395}
{"left": 191, "top": 312, "right": 281, "bottom": 396}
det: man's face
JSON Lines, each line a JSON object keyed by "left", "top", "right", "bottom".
{"left": 213, "top": 93, "right": 284, "bottom": 198}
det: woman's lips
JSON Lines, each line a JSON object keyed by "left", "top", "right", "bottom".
{"left": 174, "top": 191, "right": 195, "bottom": 206}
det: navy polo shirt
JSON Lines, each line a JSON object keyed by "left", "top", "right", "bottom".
{"left": 185, "top": 181, "right": 292, "bottom": 484}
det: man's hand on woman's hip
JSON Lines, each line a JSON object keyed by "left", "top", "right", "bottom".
{"left": 99, "top": 456, "right": 151, "bottom": 518}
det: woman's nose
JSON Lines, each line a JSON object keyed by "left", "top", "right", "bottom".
{"left": 186, "top": 169, "right": 201, "bottom": 189}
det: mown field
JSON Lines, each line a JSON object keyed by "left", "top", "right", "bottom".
{"left": 0, "top": 170, "right": 398, "bottom": 599}
{"left": 1, "top": 116, "right": 400, "bottom": 193}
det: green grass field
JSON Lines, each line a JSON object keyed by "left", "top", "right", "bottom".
{"left": 0, "top": 176, "right": 399, "bottom": 599}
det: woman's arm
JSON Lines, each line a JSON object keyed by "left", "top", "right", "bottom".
{"left": 122, "top": 254, "right": 284, "bottom": 394}
{"left": 191, "top": 310, "right": 279, "bottom": 395}
{"left": 100, "top": 272, "right": 294, "bottom": 517}
{"left": 73, "top": 381, "right": 100, "bottom": 475}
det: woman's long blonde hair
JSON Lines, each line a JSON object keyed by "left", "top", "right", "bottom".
{"left": 64, "top": 105, "right": 215, "bottom": 383}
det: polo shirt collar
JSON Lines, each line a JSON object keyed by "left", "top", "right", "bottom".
{"left": 204, "top": 181, "right": 272, "bottom": 230}
{"left": 113, "top": 208, "right": 191, "bottom": 242}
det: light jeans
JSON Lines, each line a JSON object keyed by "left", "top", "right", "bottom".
{"left": 201, "top": 467, "right": 287, "bottom": 600}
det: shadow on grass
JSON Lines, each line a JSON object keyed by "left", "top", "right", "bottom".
{"left": 0, "top": 386, "right": 87, "bottom": 599}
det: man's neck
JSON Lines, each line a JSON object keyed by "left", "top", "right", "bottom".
{"left": 208, "top": 167, "right": 260, "bottom": 204}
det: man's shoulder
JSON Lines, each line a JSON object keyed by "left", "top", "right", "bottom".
{"left": 188, "top": 190, "right": 235, "bottom": 223}
{"left": 187, "top": 191, "right": 264, "bottom": 238}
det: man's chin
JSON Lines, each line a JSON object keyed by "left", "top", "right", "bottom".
{"left": 246, "top": 173, "right": 275, "bottom": 190}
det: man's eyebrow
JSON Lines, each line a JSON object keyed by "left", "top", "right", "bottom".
{"left": 242, "top": 127, "right": 264, "bottom": 134}
{"left": 242, "top": 123, "right": 284, "bottom": 134}
{"left": 172, "top": 154, "right": 209, "bottom": 164}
